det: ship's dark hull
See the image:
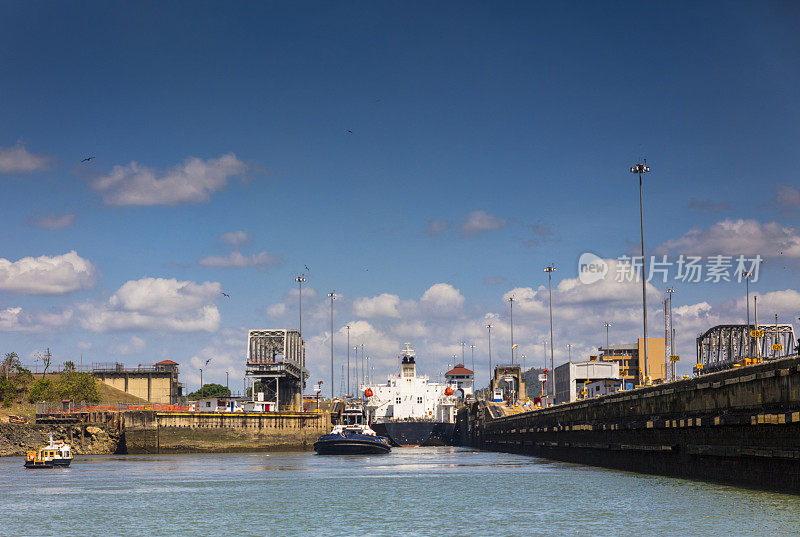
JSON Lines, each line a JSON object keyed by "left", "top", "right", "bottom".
{"left": 24, "top": 458, "right": 71, "bottom": 469}
{"left": 371, "top": 421, "right": 455, "bottom": 447}
{"left": 313, "top": 433, "right": 391, "bottom": 455}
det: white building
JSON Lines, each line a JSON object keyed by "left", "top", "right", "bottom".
{"left": 585, "top": 378, "right": 622, "bottom": 398}
{"left": 444, "top": 364, "right": 474, "bottom": 400}
{"left": 554, "top": 360, "right": 620, "bottom": 404}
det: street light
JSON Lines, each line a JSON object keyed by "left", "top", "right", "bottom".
{"left": 486, "top": 324, "right": 493, "bottom": 389}
{"left": 295, "top": 275, "right": 306, "bottom": 336}
{"left": 328, "top": 291, "right": 336, "bottom": 399}
{"left": 743, "top": 271, "right": 752, "bottom": 357}
{"left": 631, "top": 160, "right": 651, "bottom": 380}
{"left": 603, "top": 322, "right": 612, "bottom": 354}
{"left": 353, "top": 345, "right": 359, "bottom": 392}
{"left": 507, "top": 297, "right": 515, "bottom": 365}
{"left": 461, "top": 341, "right": 466, "bottom": 364}
{"left": 346, "top": 324, "right": 351, "bottom": 397}
{"left": 544, "top": 264, "right": 556, "bottom": 395}
{"left": 469, "top": 344, "right": 476, "bottom": 376}
{"left": 666, "top": 288, "right": 675, "bottom": 380}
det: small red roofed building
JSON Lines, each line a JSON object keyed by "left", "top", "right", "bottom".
{"left": 444, "top": 364, "right": 474, "bottom": 400}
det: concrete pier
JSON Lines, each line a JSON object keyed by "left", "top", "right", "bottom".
{"left": 459, "top": 356, "right": 800, "bottom": 492}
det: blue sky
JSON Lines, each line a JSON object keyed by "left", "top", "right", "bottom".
{"left": 2, "top": 2, "right": 800, "bottom": 394}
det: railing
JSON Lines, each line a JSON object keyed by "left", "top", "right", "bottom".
{"left": 35, "top": 402, "right": 192, "bottom": 414}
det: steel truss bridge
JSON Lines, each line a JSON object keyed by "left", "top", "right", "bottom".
{"left": 245, "top": 329, "right": 309, "bottom": 410}
{"left": 695, "top": 324, "right": 797, "bottom": 374}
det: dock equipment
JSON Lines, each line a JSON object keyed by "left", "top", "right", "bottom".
{"left": 245, "top": 329, "right": 309, "bottom": 411}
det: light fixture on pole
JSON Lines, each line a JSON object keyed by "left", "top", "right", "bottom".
{"left": 507, "top": 297, "right": 515, "bottom": 365}
{"left": 328, "top": 291, "right": 336, "bottom": 399}
{"left": 295, "top": 275, "right": 306, "bottom": 336}
{"left": 567, "top": 343, "right": 572, "bottom": 361}
{"left": 486, "top": 324, "right": 493, "bottom": 387}
{"left": 544, "top": 264, "right": 556, "bottom": 395}
{"left": 666, "top": 288, "right": 675, "bottom": 380}
{"left": 346, "top": 324, "right": 351, "bottom": 397}
{"left": 469, "top": 344, "right": 476, "bottom": 376}
{"left": 353, "top": 345, "right": 359, "bottom": 391}
{"left": 603, "top": 322, "right": 612, "bottom": 354}
{"left": 743, "top": 271, "right": 752, "bottom": 357}
{"left": 461, "top": 341, "right": 466, "bottom": 364}
{"left": 630, "top": 160, "right": 651, "bottom": 380}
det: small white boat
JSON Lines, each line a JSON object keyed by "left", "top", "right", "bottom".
{"left": 24, "top": 435, "right": 74, "bottom": 469}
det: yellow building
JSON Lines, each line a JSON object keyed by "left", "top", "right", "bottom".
{"left": 598, "top": 338, "right": 666, "bottom": 386}
{"left": 93, "top": 360, "right": 183, "bottom": 404}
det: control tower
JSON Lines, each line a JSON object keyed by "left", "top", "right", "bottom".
{"left": 245, "top": 329, "right": 309, "bottom": 411}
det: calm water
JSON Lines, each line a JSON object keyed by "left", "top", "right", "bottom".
{"left": 2, "top": 448, "right": 799, "bottom": 537}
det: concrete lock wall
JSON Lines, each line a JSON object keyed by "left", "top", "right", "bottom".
{"left": 96, "top": 373, "right": 174, "bottom": 403}
{"left": 123, "top": 411, "right": 331, "bottom": 454}
{"left": 461, "top": 356, "right": 800, "bottom": 492}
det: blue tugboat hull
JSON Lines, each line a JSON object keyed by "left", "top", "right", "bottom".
{"left": 313, "top": 433, "right": 391, "bottom": 455}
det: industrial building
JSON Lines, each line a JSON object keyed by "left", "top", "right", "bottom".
{"left": 554, "top": 360, "right": 619, "bottom": 404}
{"left": 245, "top": 329, "right": 309, "bottom": 411}
{"left": 93, "top": 360, "right": 183, "bottom": 404}
{"left": 597, "top": 337, "right": 666, "bottom": 386}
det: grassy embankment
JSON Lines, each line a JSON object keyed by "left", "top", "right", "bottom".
{"left": 0, "top": 373, "right": 144, "bottom": 422}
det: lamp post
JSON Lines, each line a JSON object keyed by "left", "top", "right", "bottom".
{"left": 487, "top": 324, "right": 493, "bottom": 388}
{"left": 199, "top": 368, "right": 203, "bottom": 393}
{"left": 346, "top": 324, "right": 351, "bottom": 397}
{"left": 328, "top": 291, "right": 336, "bottom": 399}
{"left": 544, "top": 264, "right": 556, "bottom": 395}
{"left": 295, "top": 275, "right": 306, "bottom": 336}
{"left": 631, "top": 160, "right": 651, "bottom": 380}
{"left": 567, "top": 344, "right": 572, "bottom": 361}
{"left": 469, "top": 344, "right": 476, "bottom": 375}
{"left": 353, "top": 345, "right": 359, "bottom": 392}
{"left": 603, "top": 322, "right": 611, "bottom": 354}
{"left": 666, "top": 288, "right": 675, "bottom": 380}
{"left": 743, "top": 271, "right": 752, "bottom": 357}
{"left": 507, "top": 297, "right": 515, "bottom": 365}
{"left": 461, "top": 341, "right": 466, "bottom": 365}
{"left": 360, "top": 343, "right": 365, "bottom": 387}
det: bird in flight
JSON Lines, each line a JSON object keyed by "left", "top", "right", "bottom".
{"left": 221, "top": 292, "right": 230, "bottom": 298}
{"left": 81, "top": 156, "right": 95, "bottom": 162}
{"left": 205, "top": 358, "right": 212, "bottom": 366}
{"left": 347, "top": 130, "right": 353, "bottom": 134}
{"left": 304, "top": 264, "right": 310, "bottom": 271}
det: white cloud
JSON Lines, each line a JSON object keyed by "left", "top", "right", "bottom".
{"left": 77, "top": 341, "right": 92, "bottom": 351}
{"left": 0, "top": 251, "right": 98, "bottom": 295}
{"left": 460, "top": 210, "right": 507, "bottom": 236}
{"left": 111, "top": 336, "right": 146, "bottom": 355}
{"left": 92, "top": 153, "right": 248, "bottom": 206}
{"left": 420, "top": 283, "right": 465, "bottom": 313}
{"left": 353, "top": 293, "right": 402, "bottom": 318}
{"left": 28, "top": 213, "right": 77, "bottom": 230}
{"left": 0, "top": 306, "right": 73, "bottom": 332}
{"left": 217, "top": 230, "right": 249, "bottom": 246}
{"left": 657, "top": 219, "right": 800, "bottom": 258}
{"left": 198, "top": 251, "right": 280, "bottom": 269}
{"left": 79, "top": 277, "right": 221, "bottom": 332}
{"left": 0, "top": 142, "right": 52, "bottom": 173}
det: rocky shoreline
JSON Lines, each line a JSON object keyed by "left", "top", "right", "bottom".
{"left": 0, "top": 422, "right": 121, "bottom": 457}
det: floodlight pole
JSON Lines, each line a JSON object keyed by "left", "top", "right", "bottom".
{"left": 328, "top": 291, "right": 336, "bottom": 399}
{"left": 631, "top": 161, "right": 651, "bottom": 380}
{"left": 544, "top": 265, "right": 556, "bottom": 395}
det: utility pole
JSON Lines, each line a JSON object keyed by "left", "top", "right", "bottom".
{"left": 666, "top": 288, "right": 675, "bottom": 380}
{"left": 328, "top": 291, "right": 336, "bottom": 400}
{"left": 544, "top": 265, "right": 556, "bottom": 395}
{"left": 631, "top": 160, "right": 651, "bottom": 380}
{"left": 743, "top": 271, "right": 752, "bottom": 356}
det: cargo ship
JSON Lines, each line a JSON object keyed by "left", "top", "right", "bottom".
{"left": 363, "top": 344, "right": 458, "bottom": 446}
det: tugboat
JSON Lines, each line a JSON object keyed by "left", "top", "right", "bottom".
{"left": 24, "top": 435, "right": 73, "bottom": 469}
{"left": 314, "top": 402, "right": 391, "bottom": 455}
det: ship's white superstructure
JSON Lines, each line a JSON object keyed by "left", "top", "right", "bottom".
{"left": 364, "top": 343, "right": 457, "bottom": 424}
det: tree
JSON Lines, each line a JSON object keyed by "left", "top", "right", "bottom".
{"left": 2, "top": 352, "right": 21, "bottom": 379}
{"left": 34, "top": 348, "right": 52, "bottom": 379}
{"left": 55, "top": 370, "right": 100, "bottom": 403}
{"left": 189, "top": 383, "right": 231, "bottom": 399}
{"left": 64, "top": 360, "right": 76, "bottom": 372}
{"left": 28, "top": 379, "right": 57, "bottom": 403}
{"left": 0, "top": 352, "right": 32, "bottom": 407}
{"left": 246, "top": 381, "right": 264, "bottom": 397}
